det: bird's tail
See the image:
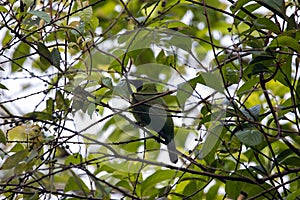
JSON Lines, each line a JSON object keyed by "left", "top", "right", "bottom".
{"left": 167, "top": 139, "right": 178, "bottom": 163}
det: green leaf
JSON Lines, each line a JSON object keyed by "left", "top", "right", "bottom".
{"left": 2, "top": 30, "right": 12, "bottom": 47}
{"left": 249, "top": 63, "right": 271, "bottom": 76}
{"left": 296, "top": 78, "right": 300, "bottom": 114}
{"left": 141, "top": 0, "right": 159, "bottom": 9}
{"left": 249, "top": 55, "right": 274, "bottom": 65}
{"left": 23, "top": 0, "right": 35, "bottom": 8}
{"left": 78, "top": 3, "right": 93, "bottom": 23}
{"left": 233, "top": 3, "right": 261, "bottom": 26}
{"left": 206, "top": 183, "right": 220, "bottom": 199}
{"left": 65, "top": 153, "right": 83, "bottom": 165}
{"left": 245, "top": 182, "right": 277, "bottom": 199}
{"left": 89, "top": 16, "right": 99, "bottom": 30}
{"left": 7, "top": 126, "right": 27, "bottom": 142}
{"left": 101, "top": 77, "right": 113, "bottom": 89}
{"left": 275, "top": 149, "right": 300, "bottom": 167}
{"left": 130, "top": 48, "right": 155, "bottom": 66}
{"left": 37, "top": 42, "right": 52, "bottom": 68}
{"left": 95, "top": 164, "right": 116, "bottom": 175}
{"left": 118, "top": 29, "right": 152, "bottom": 50}
{"left": 201, "top": 72, "right": 224, "bottom": 94}
{"left": 280, "top": 156, "right": 300, "bottom": 167}
{"left": 149, "top": 20, "right": 189, "bottom": 29}
{"left": 0, "top": 6, "right": 8, "bottom": 12}
{"left": 276, "top": 98, "right": 293, "bottom": 117}
{"left": 269, "top": 35, "right": 300, "bottom": 53}
{"left": 23, "top": 190, "right": 39, "bottom": 200}
{"left": 109, "top": 52, "right": 127, "bottom": 74}
{"left": 55, "top": 90, "right": 67, "bottom": 110}
{"left": 156, "top": 50, "right": 167, "bottom": 63}
{"left": 113, "top": 80, "right": 131, "bottom": 99}
{"left": 274, "top": 54, "right": 292, "bottom": 85}
{"left": 224, "top": 67, "right": 239, "bottom": 84}
{"left": 32, "top": 58, "right": 48, "bottom": 71}
{"left": 177, "top": 79, "right": 196, "bottom": 109}
{"left": 256, "top": 0, "right": 286, "bottom": 19}
{"left": 33, "top": 171, "right": 54, "bottom": 191}
{"left": 225, "top": 169, "right": 254, "bottom": 199}
{"left": 237, "top": 77, "right": 260, "bottom": 97}
{"left": 0, "top": 129, "right": 6, "bottom": 144}
{"left": 254, "top": 18, "right": 280, "bottom": 33}
{"left": 169, "top": 34, "right": 192, "bottom": 52}
{"left": 29, "top": 11, "right": 51, "bottom": 23}
{"left": 0, "top": 83, "right": 8, "bottom": 90}
{"left": 23, "top": 111, "right": 53, "bottom": 120}
{"left": 230, "top": 0, "right": 251, "bottom": 14}
{"left": 1, "top": 149, "right": 29, "bottom": 169}
{"left": 182, "top": 180, "right": 203, "bottom": 199}
{"left": 241, "top": 105, "right": 261, "bottom": 121}
{"left": 286, "top": 189, "right": 300, "bottom": 200}
{"left": 51, "top": 48, "right": 61, "bottom": 69}
{"left": 46, "top": 98, "right": 54, "bottom": 114}
{"left": 12, "top": 42, "right": 30, "bottom": 72}
{"left": 235, "top": 129, "right": 264, "bottom": 146}
{"left": 177, "top": 72, "right": 223, "bottom": 109}
{"left": 199, "top": 125, "right": 226, "bottom": 162}
{"left": 65, "top": 171, "right": 90, "bottom": 195}
{"left": 10, "top": 143, "right": 25, "bottom": 152}
{"left": 287, "top": 14, "right": 296, "bottom": 31}
{"left": 94, "top": 179, "right": 111, "bottom": 199}
{"left": 116, "top": 180, "right": 133, "bottom": 191}
{"left": 14, "top": 162, "right": 27, "bottom": 175}
{"left": 141, "top": 170, "right": 175, "bottom": 196}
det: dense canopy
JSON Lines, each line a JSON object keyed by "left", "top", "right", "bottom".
{"left": 0, "top": 0, "right": 300, "bottom": 199}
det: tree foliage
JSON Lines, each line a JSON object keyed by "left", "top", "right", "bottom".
{"left": 0, "top": 0, "right": 300, "bottom": 199}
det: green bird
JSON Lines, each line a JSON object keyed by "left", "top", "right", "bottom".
{"left": 129, "top": 80, "right": 178, "bottom": 163}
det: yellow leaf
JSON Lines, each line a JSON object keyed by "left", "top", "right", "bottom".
{"left": 7, "top": 125, "right": 27, "bottom": 141}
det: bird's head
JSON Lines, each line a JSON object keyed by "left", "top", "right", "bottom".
{"left": 128, "top": 79, "right": 144, "bottom": 91}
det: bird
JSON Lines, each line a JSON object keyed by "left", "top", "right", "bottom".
{"left": 129, "top": 80, "right": 178, "bottom": 163}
